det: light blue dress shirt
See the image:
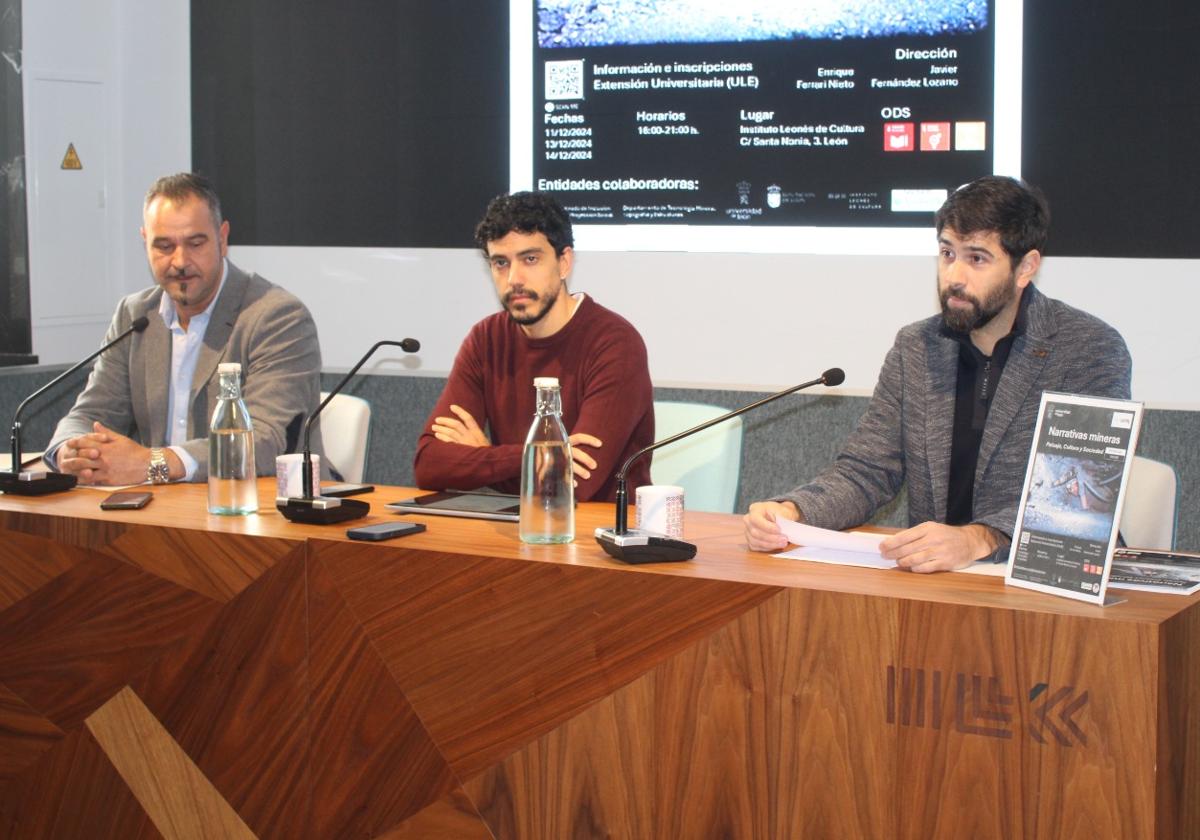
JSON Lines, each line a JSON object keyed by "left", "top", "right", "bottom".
{"left": 159, "top": 261, "right": 229, "bottom": 481}
{"left": 43, "top": 262, "right": 229, "bottom": 478}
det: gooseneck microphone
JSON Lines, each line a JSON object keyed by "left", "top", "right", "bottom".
{"left": 277, "top": 338, "right": 420, "bottom": 524}
{"left": 2, "top": 316, "right": 151, "bottom": 496}
{"left": 595, "top": 367, "right": 845, "bottom": 564}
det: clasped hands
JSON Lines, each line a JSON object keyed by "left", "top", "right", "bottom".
{"left": 743, "top": 500, "right": 999, "bottom": 573}
{"left": 57, "top": 421, "right": 179, "bottom": 485}
{"left": 432, "top": 404, "right": 601, "bottom": 482}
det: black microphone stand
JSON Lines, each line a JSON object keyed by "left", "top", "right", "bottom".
{"left": 596, "top": 368, "right": 845, "bottom": 564}
{"left": 2, "top": 317, "right": 150, "bottom": 496}
{"left": 277, "top": 338, "right": 420, "bottom": 524}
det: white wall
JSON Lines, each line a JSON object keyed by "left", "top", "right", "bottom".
{"left": 234, "top": 245, "right": 1199, "bottom": 410}
{"left": 22, "top": 0, "right": 190, "bottom": 364}
{"left": 22, "top": 0, "right": 1198, "bottom": 410}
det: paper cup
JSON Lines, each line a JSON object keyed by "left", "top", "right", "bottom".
{"left": 276, "top": 453, "right": 319, "bottom": 498}
{"left": 636, "top": 485, "right": 685, "bottom": 538}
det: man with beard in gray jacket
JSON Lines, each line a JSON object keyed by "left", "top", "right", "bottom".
{"left": 744, "top": 176, "right": 1131, "bottom": 571}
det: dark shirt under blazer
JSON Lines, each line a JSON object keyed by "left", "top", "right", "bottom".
{"left": 779, "top": 284, "right": 1132, "bottom": 562}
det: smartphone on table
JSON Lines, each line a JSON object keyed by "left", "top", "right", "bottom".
{"left": 346, "top": 521, "right": 426, "bottom": 541}
{"left": 100, "top": 491, "right": 153, "bottom": 510}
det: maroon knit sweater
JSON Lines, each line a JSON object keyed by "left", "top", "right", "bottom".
{"left": 413, "top": 295, "right": 653, "bottom": 502}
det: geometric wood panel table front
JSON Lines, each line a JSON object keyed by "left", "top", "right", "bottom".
{"left": 1, "top": 481, "right": 1198, "bottom": 838}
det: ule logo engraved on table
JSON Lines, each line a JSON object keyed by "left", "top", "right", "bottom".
{"left": 885, "top": 666, "right": 1089, "bottom": 746}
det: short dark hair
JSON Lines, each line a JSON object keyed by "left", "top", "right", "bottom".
{"left": 144, "top": 172, "right": 223, "bottom": 230}
{"left": 474, "top": 191, "right": 574, "bottom": 256}
{"left": 935, "top": 176, "right": 1050, "bottom": 267}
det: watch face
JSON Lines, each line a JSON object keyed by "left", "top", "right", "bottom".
{"left": 148, "top": 450, "right": 169, "bottom": 484}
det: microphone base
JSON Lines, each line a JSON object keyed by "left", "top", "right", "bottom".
{"left": 594, "top": 527, "right": 696, "bottom": 564}
{"left": 0, "top": 471, "right": 78, "bottom": 496}
{"left": 276, "top": 495, "right": 369, "bottom": 525}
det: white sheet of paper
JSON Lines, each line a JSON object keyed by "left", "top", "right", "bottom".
{"left": 771, "top": 519, "right": 887, "bottom": 567}
{"left": 74, "top": 482, "right": 146, "bottom": 491}
{"left": 775, "top": 518, "right": 885, "bottom": 555}
{"left": 957, "top": 561, "right": 1008, "bottom": 576}
{"left": 771, "top": 517, "right": 1007, "bottom": 575}
{"left": 778, "top": 546, "right": 894, "bottom": 569}
{"left": 0, "top": 451, "right": 43, "bottom": 471}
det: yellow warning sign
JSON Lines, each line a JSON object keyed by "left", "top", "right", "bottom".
{"left": 60, "top": 143, "right": 82, "bottom": 170}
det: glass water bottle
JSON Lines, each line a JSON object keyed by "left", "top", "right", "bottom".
{"left": 208, "top": 362, "right": 258, "bottom": 515}
{"left": 519, "top": 377, "right": 574, "bottom": 543}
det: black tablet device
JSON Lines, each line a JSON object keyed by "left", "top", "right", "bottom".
{"left": 386, "top": 490, "right": 521, "bottom": 522}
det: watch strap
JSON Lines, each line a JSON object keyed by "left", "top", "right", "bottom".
{"left": 147, "top": 448, "right": 170, "bottom": 484}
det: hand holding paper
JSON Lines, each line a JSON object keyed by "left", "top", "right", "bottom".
{"left": 772, "top": 518, "right": 1007, "bottom": 575}
{"left": 773, "top": 519, "right": 893, "bottom": 569}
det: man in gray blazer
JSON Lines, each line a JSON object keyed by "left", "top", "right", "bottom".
{"left": 46, "top": 173, "right": 323, "bottom": 485}
{"left": 744, "top": 176, "right": 1131, "bottom": 571}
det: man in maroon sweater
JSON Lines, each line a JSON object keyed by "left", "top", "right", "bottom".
{"left": 413, "top": 192, "right": 653, "bottom": 502}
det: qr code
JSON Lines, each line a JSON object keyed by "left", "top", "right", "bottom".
{"left": 545, "top": 60, "right": 584, "bottom": 100}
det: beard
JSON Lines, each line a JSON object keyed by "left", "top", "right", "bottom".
{"left": 503, "top": 284, "right": 560, "bottom": 327}
{"left": 939, "top": 270, "right": 1017, "bottom": 333}
{"left": 167, "top": 273, "right": 195, "bottom": 306}
{"left": 160, "top": 268, "right": 208, "bottom": 308}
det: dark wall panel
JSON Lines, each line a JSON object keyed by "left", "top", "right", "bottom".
{"left": 1022, "top": 1, "right": 1200, "bottom": 258}
{"left": 192, "top": 1, "right": 1200, "bottom": 257}
{"left": 192, "top": 1, "right": 508, "bottom": 248}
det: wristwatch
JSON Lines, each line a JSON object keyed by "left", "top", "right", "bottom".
{"left": 147, "top": 448, "right": 170, "bottom": 484}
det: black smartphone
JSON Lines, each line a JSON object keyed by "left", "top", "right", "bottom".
{"left": 322, "top": 483, "right": 374, "bottom": 498}
{"left": 346, "top": 521, "right": 426, "bottom": 541}
{"left": 100, "top": 491, "right": 153, "bottom": 510}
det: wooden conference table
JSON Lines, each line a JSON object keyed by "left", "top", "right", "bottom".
{"left": 0, "top": 480, "right": 1197, "bottom": 839}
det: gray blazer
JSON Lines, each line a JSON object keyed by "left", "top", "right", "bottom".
{"left": 780, "top": 285, "right": 1132, "bottom": 560}
{"left": 48, "top": 262, "right": 325, "bottom": 482}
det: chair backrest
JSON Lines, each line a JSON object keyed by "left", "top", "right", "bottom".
{"left": 1119, "top": 455, "right": 1179, "bottom": 549}
{"left": 318, "top": 392, "right": 372, "bottom": 483}
{"left": 650, "top": 401, "right": 743, "bottom": 514}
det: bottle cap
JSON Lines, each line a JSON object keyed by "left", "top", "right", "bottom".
{"left": 533, "top": 377, "right": 560, "bottom": 389}
{"left": 218, "top": 362, "right": 242, "bottom": 375}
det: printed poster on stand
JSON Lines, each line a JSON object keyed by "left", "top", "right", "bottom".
{"left": 1006, "top": 392, "right": 1144, "bottom": 605}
